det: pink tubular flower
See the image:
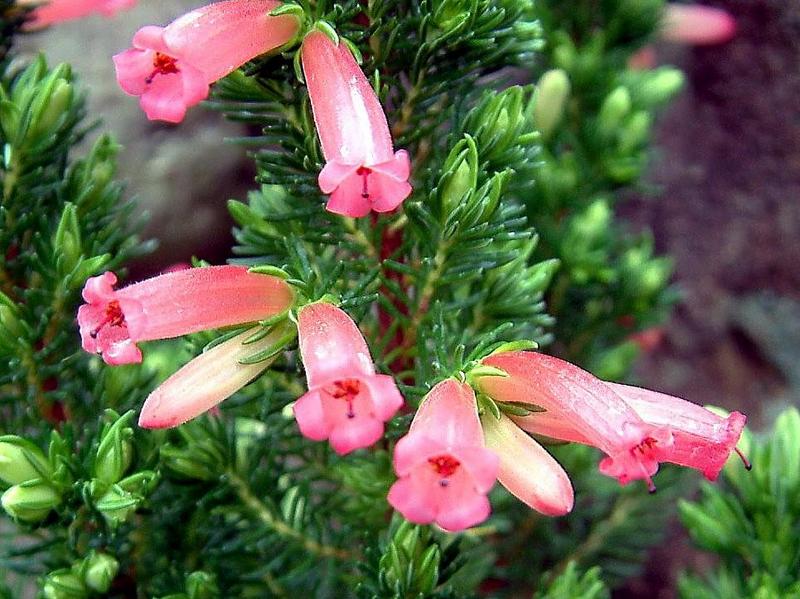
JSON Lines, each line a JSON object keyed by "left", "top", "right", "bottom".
{"left": 22, "top": 0, "right": 136, "bottom": 29}
{"left": 113, "top": 0, "right": 301, "bottom": 123}
{"left": 662, "top": 4, "right": 736, "bottom": 46}
{"left": 388, "top": 380, "right": 499, "bottom": 532}
{"left": 515, "top": 382, "right": 748, "bottom": 482}
{"left": 293, "top": 302, "right": 403, "bottom": 455}
{"left": 478, "top": 351, "right": 747, "bottom": 490}
{"left": 301, "top": 31, "right": 412, "bottom": 217}
{"left": 139, "top": 327, "right": 284, "bottom": 428}
{"left": 77, "top": 266, "right": 294, "bottom": 365}
{"left": 478, "top": 352, "right": 672, "bottom": 491}
{"left": 481, "top": 413, "right": 574, "bottom": 516}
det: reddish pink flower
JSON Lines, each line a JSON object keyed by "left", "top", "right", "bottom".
{"left": 77, "top": 266, "right": 294, "bottom": 365}
{"left": 22, "top": 0, "right": 136, "bottom": 29}
{"left": 293, "top": 302, "right": 403, "bottom": 454}
{"left": 388, "top": 380, "right": 498, "bottom": 531}
{"left": 479, "top": 351, "right": 747, "bottom": 490}
{"left": 139, "top": 327, "right": 284, "bottom": 428}
{"left": 113, "top": 0, "right": 301, "bottom": 123}
{"left": 515, "top": 382, "right": 747, "bottom": 482}
{"left": 662, "top": 4, "right": 736, "bottom": 46}
{"left": 481, "top": 413, "right": 574, "bottom": 516}
{"left": 301, "top": 31, "right": 412, "bottom": 217}
{"left": 478, "top": 352, "right": 671, "bottom": 491}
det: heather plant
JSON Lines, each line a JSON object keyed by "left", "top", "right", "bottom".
{"left": 1, "top": 1, "right": 793, "bottom": 598}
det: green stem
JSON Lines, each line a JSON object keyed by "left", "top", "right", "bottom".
{"left": 341, "top": 217, "right": 378, "bottom": 260}
{"left": 225, "top": 471, "right": 352, "bottom": 561}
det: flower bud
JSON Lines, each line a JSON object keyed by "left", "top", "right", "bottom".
{"left": 42, "top": 570, "right": 87, "bottom": 599}
{"left": 1, "top": 480, "right": 61, "bottom": 522}
{"left": 618, "top": 111, "right": 652, "bottom": 153}
{"left": 597, "top": 86, "right": 631, "bottom": 138}
{"left": 33, "top": 78, "right": 74, "bottom": 138}
{"left": 83, "top": 552, "right": 119, "bottom": 593}
{"left": 439, "top": 136, "right": 478, "bottom": 217}
{"left": 93, "top": 411, "right": 134, "bottom": 485}
{"left": 0, "top": 292, "right": 25, "bottom": 344}
{"left": 533, "top": 69, "right": 571, "bottom": 140}
{"left": 54, "top": 203, "right": 82, "bottom": 277}
{"left": 636, "top": 67, "right": 684, "bottom": 106}
{"left": 0, "top": 436, "right": 52, "bottom": 485}
{"left": 95, "top": 486, "right": 138, "bottom": 526}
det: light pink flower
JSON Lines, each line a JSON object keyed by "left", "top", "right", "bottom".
{"left": 388, "top": 380, "right": 498, "bottom": 532}
{"left": 515, "top": 382, "right": 748, "bottom": 482}
{"left": 662, "top": 4, "right": 736, "bottom": 46}
{"left": 478, "top": 352, "right": 672, "bottom": 491}
{"left": 139, "top": 327, "right": 283, "bottom": 428}
{"left": 481, "top": 413, "right": 574, "bottom": 516}
{"left": 22, "top": 0, "right": 136, "bottom": 29}
{"left": 77, "top": 266, "right": 294, "bottom": 365}
{"left": 301, "top": 31, "right": 412, "bottom": 217}
{"left": 293, "top": 302, "right": 403, "bottom": 455}
{"left": 113, "top": 0, "right": 301, "bottom": 123}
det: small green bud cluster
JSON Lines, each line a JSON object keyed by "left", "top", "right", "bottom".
{"left": 42, "top": 552, "right": 120, "bottom": 599}
{"left": 86, "top": 411, "right": 157, "bottom": 527}
{"left": 0, "top": 436, "right": 61, "bottom": 523}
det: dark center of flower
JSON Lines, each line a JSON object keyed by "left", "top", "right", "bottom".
{"left": 145, "top": 52, "right": 180, "bottom": 84}
{"left": 323, "top": 379, "right": 362, "bottom": 419}
{"left": 356, "top": 167, "right": 372, "bottom": 199}
{"left": 90, "top": 300, "right": 125, "bottom": 339}
{"left": 428, "top": 455, "right": 460, "bottom": 487}
{"left": 630, "top": 437, "right": 659, "bottom": 494}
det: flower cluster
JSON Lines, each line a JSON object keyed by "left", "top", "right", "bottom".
{"left": 68, "top": 2, "right": 748, "bottom": 535}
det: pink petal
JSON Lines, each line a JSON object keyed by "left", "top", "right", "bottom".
{"left": 371, "top": 150, "right": 411, "bottom": 181}
{"left": 297, "top": 303, "right": 375, "bottom": 388}
{"left": 361, "top": 374, "right": 405, "bottom": 421}
{"left": 113, "top": 48, "right": 156, "bottom": 97}
{"left": 324, "top": 175, "right": 373, "bottom": 217}
{"left": 328, "top": 415, "right": 384, "bottom": 455}
{"left": 387, "top": 477, "right": 436, "bottom": 524}
{"left": 318, "top": 160, "right": 360, "bottom": 194}
{"left": 435, "top": 490, "right": 491, "bottom": 532}
{"left": 81, "top": 271, "right": 117, "bottom": 303}
{"left": 132, "top": 25, "right": 171, "bottom": 53}
{"left": 292, "top": 390, "right": 330, "bottom": 441}
{"left": 451, "top": 446, "right": 500, "bottom": 494}
{"left": 367, "top": 172, "right": 413, "bottom": 213}
{"left": 483, "top": 414, "right": 574, "bottom": 516}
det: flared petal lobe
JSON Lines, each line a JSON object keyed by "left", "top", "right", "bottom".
{"left": 388, "top": 380, "right": 498, "bottom": 532}
{"left": 294, "top": 303, "right": 403, "bottom": 454}
{"left": 138, "top": 327, "right": 282, "bottom": 428}
{"left": 77, "top": 266, "right": 293, "bottom": 365}
{"left": 301, "top": 31, "right": 412, "bottom": 216}
{"left": 482, "top": 413, "right": 574, "bottom": 516}
{"left": 113, "top": 26, "right": 209, "bottom": 123}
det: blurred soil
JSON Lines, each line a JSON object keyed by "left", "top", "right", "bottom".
{"left": 618, "top": 0, "right": 800, "bottom": 596}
